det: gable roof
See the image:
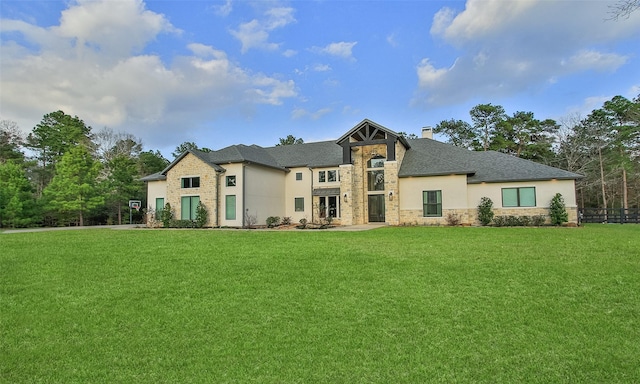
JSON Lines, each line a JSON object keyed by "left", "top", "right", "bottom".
{"left": 336, "top": 119, "right": 411, "bottom": 149}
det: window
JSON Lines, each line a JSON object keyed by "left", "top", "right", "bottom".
{"left": 423, "top": 190, "right": 442, "bottom": 217}
{"left": 367, "top": 170, "right": 384, "bottom": 191}
{"left": 296, "top": 172, "right": 302, "bottom": 181}
{"left": 155, "top": 198, "right": 164, "bottom": 220}
{"left": 226, "top": 175, "right": 236, "bottom": 187}
{"left": 225, "top": 195, "right": 236, "bottom": 220}
{"left": 295, "top": 197, "right": 304, "bottom": 212}
{"left": 502, "top": 187, "right": 536, "bottom": 207}
{"left": 328, "top": 170, "right": 337, "bottom": 182}
{"left": 319, "top": 196, "right": 340, "bottom": 218}
{"left": 181, "top": 196, "right": 200, "bottom": 220}
{"left": 319, "top": 171, "right": 326, "bottom": 183}
{"left": 181, "top": 177, "right": 200, "bottom": 188}
{"left": 367, "top": 156, "right": 385, "bottom": 168}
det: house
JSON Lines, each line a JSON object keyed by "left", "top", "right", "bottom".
{"left": 141, "top": 119, "right": 581, "bottom": 227}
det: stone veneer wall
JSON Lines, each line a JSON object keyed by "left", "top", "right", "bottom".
{"left": 400, "top": 206, "right": 579, "bottom": 226}
{"left": 165, "top": 153, "right": 218, "bottom": 227}
{"left": 339, "top": 141, "right": 406, "bottom": 225}
{"left": 339, "top": 164, "right": 354, "bottom": 225}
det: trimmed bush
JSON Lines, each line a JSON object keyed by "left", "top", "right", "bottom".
{"left": 266, "top": 216, "right": 281, "bottom": 228}
{"left": 477, "top": 197, "right": 494, "bottom": 226}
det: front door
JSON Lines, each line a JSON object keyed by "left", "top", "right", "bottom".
{"left": 368, "top": 194, "right": 385, "bottom": 222}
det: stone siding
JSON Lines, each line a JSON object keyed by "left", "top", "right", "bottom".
{"left": 165, "top": 153, "right": 218, "bottom": 227}
{"left": 400, "top": 206, "right": 579, "bottom": 226}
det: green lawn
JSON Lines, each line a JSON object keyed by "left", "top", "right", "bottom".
{"left": 1, "top": 225, "right": 639, "bottom": 383}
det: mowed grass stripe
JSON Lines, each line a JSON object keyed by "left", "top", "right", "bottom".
{"left": 1, "top": 225, "right": 639, "bottom": 383}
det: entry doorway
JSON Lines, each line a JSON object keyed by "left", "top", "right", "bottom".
{"left": 368, "top": 194, "right": 385, "bottom": 222}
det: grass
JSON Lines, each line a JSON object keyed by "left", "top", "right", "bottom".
{"left": 1, "top": 225, "right": 639, "bottom": 383}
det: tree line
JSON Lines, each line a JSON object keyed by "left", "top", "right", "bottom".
{"left": 0, "top": 111, "right": 171, "bottom": 227}
{"left": 1, "top": 95, "right": 638, "bottom": 228}
{"left": 433, "top": 95, "right": 640, "bottom": 210}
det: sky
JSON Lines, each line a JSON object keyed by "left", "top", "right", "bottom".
{"left": 1, "top": 0, "right": 639, "bottom": 159}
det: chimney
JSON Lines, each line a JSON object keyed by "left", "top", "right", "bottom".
{"left": 421, "top": 127, "right": 433, "bottom": 139}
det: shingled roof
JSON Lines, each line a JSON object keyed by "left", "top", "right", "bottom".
{"left": 149, "top": 122, "right": 581, "bottom": 183}
{"left": 399, "top": 138, "right": 581, "bottom": 183}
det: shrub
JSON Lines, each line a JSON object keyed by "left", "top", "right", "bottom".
{"left": 244, "top": 210, "right": 257, "bottom": 229}
{"left": 281, "top": 217, "right": 292, "bottom": 225}
{"left": 519, "top": 215, "right": 532, "bottom": 227}
{"left": 446, "top": 213, "right": 461, "bottom": 226}
{"left": 492, "top": 216, "right": 506, "bottom": 227}
{"left": 161, "top": 203, "right": 173, "bottom": 228}
{"left": 298, "top": 218, "right": 307, "bottom": 229}
{"left": 194, "top": 202, "right": 208, "bottom": 228}
{"left": 505, "top": 215, "right": 521, "bottom": 226}
{"left": 532, "top": 215, "right": 546, "bottom": 226}
{"left": 266, "top": 216, "right": 281, "bottom": 228}
{"left": 171, "top": 219, "right": 196, "bottom": 228}
{"left": 477, "top": 197, "right": 494, "bottom": 226}
{"left": 549, "top": 193, "right": 568, "bottom": 226}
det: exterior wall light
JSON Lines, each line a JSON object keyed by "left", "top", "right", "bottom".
{"left": 389, "top": 191, "right": 394, "bottom": 200}
{"left": 343, "top": 193, "right": 348, "bottom": 202}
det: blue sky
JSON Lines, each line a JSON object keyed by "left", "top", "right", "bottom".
{"left": 1, "top": 0, "right": 639, "bottom": 158}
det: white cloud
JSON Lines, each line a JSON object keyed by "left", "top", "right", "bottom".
{"left": 561, "top": 50, "right": 628, "bottom": 72}
{"left": 214, "top": 0, "right": 233, "bottom": 17}
{"left": 229, "top": 7, "right": 295, "bottom": 53}
{"left": 417, "top": 0, "right": 640, "bottom": 106}
{"left": 291, "top": 107, "right": 332, "bottom": 120}
{"left": 0, "top": 0, "right": 297, "bottom": 144}
{"left": 313, "top": 64, "right": 331, "bottom": 72}
{"left": 312, "top": 41, "right": 357, "bottom": 61}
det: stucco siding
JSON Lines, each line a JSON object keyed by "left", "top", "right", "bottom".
{"left": 398, "top": 174, "right": 469, "bottom": 225}
{"left": 244, "top": 164, "right": 286, "bottom": 226}
{"left": 284, "top": 167, "right": 312, "bottom": 223}
{"left": 219, "top": 163, "right": 244, "bottom": 227}
{"left": 146, "top": 180, "right": 166, "bottom": 212}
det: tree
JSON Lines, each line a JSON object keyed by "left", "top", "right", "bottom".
{"left": 608, "top": 0, "right": 640, "bottom": 19}
{"left": 103, "top": 155, "right": 143, "bottom": 225}
{"left": 276, "top": 135, "right": 304, "bottom": 146}
{"left": 0, "top": 161, "right": 38, "bottom": 228}
{"left": 0, "top": 120, "right": 25, "bottom": 164}
{"left": 470, "top": 104, "right": 506, "bottom": 151}
{"left": 397, "top": 131, "right": 419, "bottom": 140}
{"left": 171, "top": 141, "right": 211, "bottom": 158}
{"left": 26, "top": 111, "right": 93, "bottom": 195}
{"left": 95, "top": 127, "right": 142, "bottom": 162}
{"left": 434, "top": 119, "right": 478, "bottom": 150}
{"left": 490, "top": 111, "right": 557, "bottom": 162}
{"left": 602, "top": 95, "right": 640, "bottom": 209}
{"left": 138, "top": 150, "right": 169, "bottom": 176}
{"left": 43, "top": 146, "right": 104, "bottom": 226}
